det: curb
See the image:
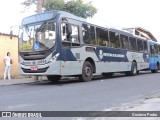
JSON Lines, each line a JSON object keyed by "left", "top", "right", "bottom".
{"left": 0, "top": 79, "right": 37, "bottom": 86}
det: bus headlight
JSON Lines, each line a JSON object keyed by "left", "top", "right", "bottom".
{"left": 49, "top": 53, "right": 59, "bottom": 62}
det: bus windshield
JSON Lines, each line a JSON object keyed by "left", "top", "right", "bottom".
{"left": 19, "top": 22, "right": 56, "bottom": 52}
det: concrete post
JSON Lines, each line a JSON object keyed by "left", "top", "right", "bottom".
{"left": 32, "top": 76, "right": 38, "bottom": 81}
{"left": 33, "top": 0, "right": 43, "bottom": 81}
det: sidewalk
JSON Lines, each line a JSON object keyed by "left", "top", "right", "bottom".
{"left": 0, "top": 76, "right": 77, "bottom": 86}
{"left": 75, "top": 96, "right": 160, "bottom": 120}
{"left": 0, "top": 78, "right": 37, "bottom": 86}
{"left": 0, "top": 76, "right": 49, "bottom": 86}
{"left": 102, "top": 96, "right": 160, "bottom": 120}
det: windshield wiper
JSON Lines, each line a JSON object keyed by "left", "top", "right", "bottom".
{"left": 25, "top": 26, "right": 32, "bottom": 39}
{"left": 36, "top": 21, "right": 47, "bottom": 32}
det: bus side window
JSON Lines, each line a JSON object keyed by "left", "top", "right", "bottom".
{"left": 143, "top": 41, "right": 148, "bottom": 53}
{"left": 61, "top": 23, "right": 80, "bottom": 47}
{"left": 61, "top": 23, "right": 71, "bottom": 47}
{"left": 109, "top": 31, "right": 120, "bottom": 48}
{"left": 96, "top": 27, "right": 109, "bottom": 46}
{"left": 82, "top": 24, "right": 95, "bottom": 45}
{"left": 150, "top": 45, "right": 155, "bottom": 55}
{"left": 90, "top": 26, "right": 95, "bottom": 45}
{"left": 159, "top": 45, "right": 160, "bottom": 54}
{"left": 137, "top": 39, "right": 143, "bottom": 52}
{"left": 61, "top": 23, "right": 67, "bottom": 41}
{"left": 154, "top": 44, "right": 159, "bottom": 55}
{"left": 129, "top": 37, "right": 137, "bottom": 51}
{"left": 70, "top": 25, "right": 80, "bottom": 46}
{"left": 120, "top": 34, "right": 129, "bottom": 50}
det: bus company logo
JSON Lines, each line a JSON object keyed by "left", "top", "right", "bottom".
{"left": 32, "top": 61, "right": 36, "bottom": 65}
{"left": 99, "top": 50, "right": 103, "bottom": 59}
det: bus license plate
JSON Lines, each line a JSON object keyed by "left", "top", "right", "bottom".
{"left": 31, "top": 66, "right": 38, "bottom": 71}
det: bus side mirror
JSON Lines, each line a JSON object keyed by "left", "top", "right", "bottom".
{"left": 10, "top": 30, "right": 13, "bottom": 39}
{"left": 66, "top": 24, "right": 72, "bottom": 35}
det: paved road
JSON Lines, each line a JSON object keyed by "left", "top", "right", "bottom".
{"left": 0, "top": 71, "right": 160, "bottom": 111}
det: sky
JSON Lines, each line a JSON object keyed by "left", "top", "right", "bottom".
{"left": 0, "top": 0, "right": 35, "bottom": 34}
{"left": 0, "top": 0, "right": 160, "bottom": 42}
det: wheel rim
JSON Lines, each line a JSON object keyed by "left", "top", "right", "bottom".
{"left": 133, "top": 65, "right": 137, "bottom": 74}
{"left": 84, "top": 66, "right": 91, "bottom": 77}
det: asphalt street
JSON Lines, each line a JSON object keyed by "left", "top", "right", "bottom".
{"left": 0, "top": 71, "right": 160, "bottom": 111}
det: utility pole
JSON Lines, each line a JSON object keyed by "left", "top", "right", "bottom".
{"left": 33, "top": 0, "right": 43, "bottom": 81}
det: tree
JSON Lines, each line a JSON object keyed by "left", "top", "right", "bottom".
{"left": 64, "top": 0, "right": 97, "bottom": 18}
{"left": 21, "top": 0, "right": 37, "bottom": 9}
{"left": 43, "top": 0, "right": 65, "bottom": 11}
{"left": 21, "top": 0, "right": 42, "bottom": 13}
{"left": 22, "top": 0, "right": 97, "bottom": 18}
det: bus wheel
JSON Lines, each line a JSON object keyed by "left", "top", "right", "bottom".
{"left": 47, "top": 75, "right": 61, "bottom": 83}
{"left": 151, "top": 64, "right": 158, "bottom": 73}
{"left": 79, "top": 61, "right": 93, "bottom": 82}
{"left": 102, "top": 73, "right": 113, "bottom": 77}
{"left": 127, "top": 62, "right": 137, "bottom": 76}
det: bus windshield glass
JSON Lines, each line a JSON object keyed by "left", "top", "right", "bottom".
{"left": 19, "top": 22, "right": 56, "bottom": 52}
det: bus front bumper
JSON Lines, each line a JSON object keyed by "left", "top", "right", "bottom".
{"left": 19, "top": 61, "right": 61, "bottom": 76}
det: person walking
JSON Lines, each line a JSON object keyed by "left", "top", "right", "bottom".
{"left": 3, "top": 52, "right": 13, "bottom": 80}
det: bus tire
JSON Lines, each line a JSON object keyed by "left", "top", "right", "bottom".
{"left": 102, "top": 73, "right": 113, "bottom": 77}
{"left": 47, "top": 75, "right": 61, "bottom": 83}
{"left": 127, "top": 62, "right": 137, "bottom": 76}
{"left": 151, "top": 64, "right": 158, "bottom": 73}
{"left": 79, "top": 61, "right": 93, "bottom": 82}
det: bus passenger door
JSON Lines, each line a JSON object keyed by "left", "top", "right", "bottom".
{"left": 60, "top": 23, "right": 71, "bottom": 75}
{"left": 60, "top": 21, "right": 81, "bottom": 75}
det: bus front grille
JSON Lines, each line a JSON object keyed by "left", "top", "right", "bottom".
{"left": 21, "top": 67, "right": 49, "bottom": 73}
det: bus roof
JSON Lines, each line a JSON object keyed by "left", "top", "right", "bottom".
{"left": 148, "top": 39, "right": 160, "bottom": 45}
{"left": 21, "top": 10, "right": 86, "bottom": 25}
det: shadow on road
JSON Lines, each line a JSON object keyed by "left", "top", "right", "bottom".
{"left": 25, "top": 71, "right": 159, "bottom": 86}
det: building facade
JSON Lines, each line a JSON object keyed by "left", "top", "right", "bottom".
{"left": 123, "top": 27, "right": 158, "bottom": 42}
{"left": 0, "top": 33, "right": 19, "bottom": 79}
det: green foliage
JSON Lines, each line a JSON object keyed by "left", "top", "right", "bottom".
{"left": 21, "top": 0, "right": 37, "bottom": 7}
{"left": 22, "top": 0, "right": 97, "bottom": 18}
{"left": 63, "top": 0, "right": 97, "bottom": 18}
{"left": 44, "top": 0, "right": 65, "bottom": 11}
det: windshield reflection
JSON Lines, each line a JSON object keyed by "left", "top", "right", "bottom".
{"left": 19, "top": 22, "right": 56, "bottom": 52}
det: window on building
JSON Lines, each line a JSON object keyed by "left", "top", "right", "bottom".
{"left": 120, "top": 34, "right": 129, "bottom": 49}
{"left": 137, "top": 39, "right": 143, "bottom": 51}
{"left": 109, "top": 31, "right": 120, "bottom": 48}
{"left": 135, "top": 31, "right": 139, "bottom": 36}
{"left": 82, "top": 24, "right": 95, "bottom": 45}
{"left": 96, "top": 27, "right": 109, "bottom": 46}
{"left": 129, "top": 37, "right": 137, "bottom": 51}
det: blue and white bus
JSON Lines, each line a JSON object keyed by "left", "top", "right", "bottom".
{"left": 148, "top": 40, "right": 160, "bottom": 72}
{"left": 17, "top": 10, "right": 151, "bottom": 82}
